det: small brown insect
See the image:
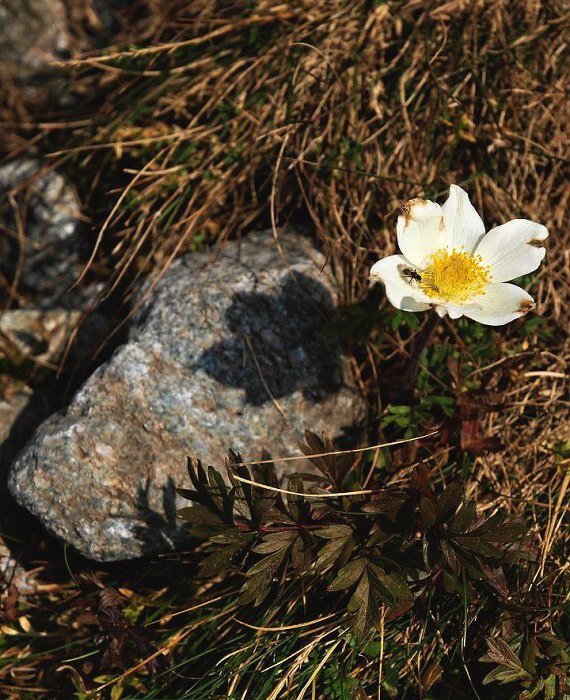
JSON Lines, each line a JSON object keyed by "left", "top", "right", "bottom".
{"left": 398, "top": 264, "right": 422, "bottom": 284}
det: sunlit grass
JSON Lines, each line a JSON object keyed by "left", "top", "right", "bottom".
{"left": 0, "top": 1, "right": 568, "bottom": 698}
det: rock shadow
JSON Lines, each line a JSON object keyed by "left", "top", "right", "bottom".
{"left": 131, "top": 476, "right": 185, "bottom": 555}
{"left": 197, "top": 272, "right": 345, "bottom": 405}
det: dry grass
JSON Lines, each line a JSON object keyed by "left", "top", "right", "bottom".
{"left": 0, "top": 0, "right": 569, "bottom": 697}
{"left": 4, "top": 1, "right": 567, "bottom": 309}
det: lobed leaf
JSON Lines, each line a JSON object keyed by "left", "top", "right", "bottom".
{"left": 329, "top": 558, "right": 366, "bottom": 592}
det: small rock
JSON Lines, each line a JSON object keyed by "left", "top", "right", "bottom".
{"left": 0, "top": 309, "right": 81, "bottom": 369}
{"left": 0, "top": 392, "right": 32, "bottom": 447}
{"left": 9, "top": 231, "right": 366, "bottom": 561}
{"left": 0, "top": 307, "right": 112, "bottom": 471}
{"left": 1, "top": 537, "right": 38, "bottom": 599}
{"left": 0, "top": 309, "right": 83, "bottom": 455}
{"left": 0, "top": 0, "right": 72, "bottom": 105}
{"left": 0, "top": 159, "right": 97, "bottom": 309}
{"left": 0, "top": 0, "right": 70, "bottom": 75}
{"left": 0, "top": 0, "right": 135, "bottom": 105}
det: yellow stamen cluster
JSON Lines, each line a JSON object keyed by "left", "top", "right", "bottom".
{"left": 420, "top": 249, "right": 490, "bottom": 302}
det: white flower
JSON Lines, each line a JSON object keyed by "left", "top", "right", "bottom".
{"left": 370, "top": 185, "right": 548, "bottom": 326}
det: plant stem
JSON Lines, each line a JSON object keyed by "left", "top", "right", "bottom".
{"left": 403, "top": 309, "right": 440, "bottom": 394}
{"left": 233, "top": 522, "right": 322, "bottom": 533}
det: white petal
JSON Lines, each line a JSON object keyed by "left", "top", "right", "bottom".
{"left": 474, "top": 219, "right": 548, "bottom": 283}
{"left": 462, "top": 283, "right": 535, "bottom": 326}
{"left": 434, "top": 305, "right": 448, "bottom": 318}
{"left": 446, "top": 306, "right": 465, "bottom": 319}
{"left": 370, "top": 255, "right": 431, "bottom": 312}
{"left": 441, "top": 184, "right": 486, "bottom": 252}
{"left": 396, "top": 198, "right": 446, "bottom": 269}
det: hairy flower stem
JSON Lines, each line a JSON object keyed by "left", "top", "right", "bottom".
{"left": 402, "top": 309, "right": 440, "bottom": 397}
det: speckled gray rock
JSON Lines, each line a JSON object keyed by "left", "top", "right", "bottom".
{"left": 9, "top": 231, "right": 365, "bottom": 561}
{"left": 0, "top": 0, "right": 70, "bottom": 74}
{"left": 0, "top": 159, "right": 99, "bottom": 309}
{"left": 0, "top": 0, "right": 71, "bottom": 105}
{"left": 0, "top": 0, "right": 129, "bottom": 104}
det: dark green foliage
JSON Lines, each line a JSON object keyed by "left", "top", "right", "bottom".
{"left": 177, "top": 433, "right": 527, "bottom": 640}
{"left": 481, "top": 635, "right": 570, "bottom": 699}
{"left": 73, "top": 587, "right": 165, "bottom": 676}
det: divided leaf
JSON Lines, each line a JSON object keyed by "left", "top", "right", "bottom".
{"left": 329, "top": 558, "right": 366, "bottom": 592}
{"left": 177, "top": 443, "right": 533, "bottom": 642}
{"left": 299, "top": 430, "right": 351, "bottom": 488}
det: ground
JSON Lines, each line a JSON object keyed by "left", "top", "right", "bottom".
{"left": 0, "top": 2, "right": 568, "bottom": 699}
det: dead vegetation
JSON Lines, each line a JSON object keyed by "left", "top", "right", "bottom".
{"left": 0, "top": 0, "right": 569, "bottom": 697}
{"left": 3, "top": 1, "right": 568, "bottom": 310}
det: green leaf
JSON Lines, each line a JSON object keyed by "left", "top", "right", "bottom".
{"left": 369, "top": 564, "right": 412, "bottom": 603}
{"left": 176, "top": 504, "right": 224, "bottom": 527}
{"left": 299, "top": 431, "right": 332, "bottom": 479}
{"left": 442, "top": 569, "right": 461, "bottom": 594}
{"left": 291, "top": 532, "right": 313, "bottom": 572}
{"left": 286, "top": 474, "right": 305, "bottom": 520}
{"left": 210, "top": 530, "right": 256, "bottom": 545}
{"left": 420, "top": 497, "right": 436, "bottom": 529}
{"left": 485, "top": 522, "right": 527, "bottom": 542}
{"left": 362, "top": 641, "right": 381, "bottom": 658}
{"left": 482, "top": 667, "right": 529, "bottom": 685}
{"left": 522, "top": 640, "right": 538, "bottom": 675}
{"left": 435, "top": 482, "right": 463, "bottom": 524}
{"left": 360, "top": 492, "right": 409, "bottom": 522}
{"left": 484, "top": 637, "right": 530, "bottom": 675}
{"left": 449, "top": 501, "right": 477, "bottom": 534}
{"left": 208, "top": 466, "right": 228, "bottom": 499}
{"left": 481, "top": 666, "right": 504, "bottom": 685}
{"left": 454, "top": 536, "right": 502, "bottom": 558}
{"left": 240, "top": 546, "right": 290, "bottom": 606}
{"left": 440, "top": 538, "right": 460, "bottom": 575}
{"left": 520, "top": 682, "right": 545, "bottom": 700}
{"left": 317, "top": 525, "right": 354, "bottom": 540}
{"left": 199, "top": 537, "right": 252, "bottom": 577}
{"left": 347, "top": 572, "right": 369, "bottom": 614}
{"left": 329, "top": 558, "right": 367, "bottom": 592}
{"left": 316, "top": 537, "right": 347, "bottom": 570}
{"left": 350, "top": 574, "right": 380, "bottom": 638}
{"left": 252, "top": 532, "right": 295, "bottom": 554}
{"left": 239, "top": 570, "right": 272, "bottom": 606}
{"left": 544, "top": 674, "right": 558, "bottom": 700}
{"left": 247, "top": 548, "right": 288, "bottom": 577}
{"left": 316, "top": 525, "right": 354, "bottom": 570}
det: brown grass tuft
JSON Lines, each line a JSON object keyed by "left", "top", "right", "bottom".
{"left": 0, "top": 2, "right": 568, "bottom": 696}
{"left": 3, "top": 0, "right": 567, "bottom": 313}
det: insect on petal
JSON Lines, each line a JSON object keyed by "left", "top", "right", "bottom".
{"left": 370, "top": 255, "right": 431, "bottom": 312}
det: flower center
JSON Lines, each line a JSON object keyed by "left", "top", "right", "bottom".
{"left": 420, "top": 249, "right": 490, "bottom": 302}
